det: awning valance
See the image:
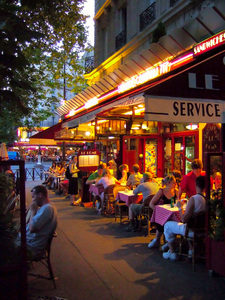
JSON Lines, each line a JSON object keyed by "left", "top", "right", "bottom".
{"left": 62, "top": 93, "right": 144, "bottom": 128}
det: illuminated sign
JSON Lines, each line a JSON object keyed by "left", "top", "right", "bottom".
{"left": 193, "top": 30, "right": 225, "bottom": 56}
{"left": 118, "top": 62, "right": 171, "bottom": 93}
{"left": 85, "top": 97, "right": 98, "bottom": 108}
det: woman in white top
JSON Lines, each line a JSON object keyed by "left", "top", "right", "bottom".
{"left": 163, "top": 175, "right": 206, "bottom": 261}
{"left": 95, "top": 168, "right": 119, "bottom": 213}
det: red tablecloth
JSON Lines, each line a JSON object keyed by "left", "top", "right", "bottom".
{"left": 150, "top": 204, "right": 181, "bottom": 226}
{"left": 89, "top": 184, "right": 104, "bottom": 196}
{"left": 116, "top": 190, "right": 142, "bottom": 206}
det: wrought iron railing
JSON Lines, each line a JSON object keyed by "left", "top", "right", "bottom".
{"left": 14, "top": 167, "right": 49, "bottom": 181}
{"left": 140, "top": 2, "right": 156, "bottom": 32}
{"left": 115, "top": 29, "right": 127, "bottom": 51}
{"left": 170, "top": 0, "right": 180, "bottom": 7}
{"left": 85, "top": 56, "right": 94, "bottom": 73}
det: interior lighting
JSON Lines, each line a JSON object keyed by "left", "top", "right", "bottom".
{"left": 97, "top": 119, "right": 108, "bottom": 124}
{"left": 186, "top": 123, "right": 198, "bottom": 130}
{"left": 85, "top": 131, "right": 91, "bottom": 136}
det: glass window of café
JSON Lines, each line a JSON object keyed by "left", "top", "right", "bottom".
{"left": 163, "top": 123, "right": 198, "bottom": 176}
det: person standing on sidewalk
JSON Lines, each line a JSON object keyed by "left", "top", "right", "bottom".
{"left": 69, "top": 155, "right": 80, "bottom": 206}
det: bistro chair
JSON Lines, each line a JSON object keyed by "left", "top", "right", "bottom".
{"left": 102, "top": 184, "right": 118, "bottom": 214}
{"left": 114, "top": 185, "right": 130, "bottom": 223}
{"left": 27, "top": 231, "right": 57, "bottom": 289}
{"left": 136, "top": 194, "right": 155, "bottom": 236}
{"left": 178, "top": 212, "right": 206, "bottom": 271}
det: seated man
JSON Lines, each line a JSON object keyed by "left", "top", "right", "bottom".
{"left": 86, "top": 164, "right": 104, "bottom": 185}
{"left": 126, "top": 164, "right": 143, "bottom": 189}
{"left": 127, "top": 172, "right": 159, "bottom": 231}
{"left": 22, "top": 185, "right": 58, "bottom": 257}
{"left": 163, "top": 175, "right": 206, "bottom": 261}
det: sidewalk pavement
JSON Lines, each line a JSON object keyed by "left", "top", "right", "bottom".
{"left": 26, "top": 181, "right": 225, "bottom": 300}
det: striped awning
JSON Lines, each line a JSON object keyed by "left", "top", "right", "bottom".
{"left": 57, "top": 2, "right": 225, "bottom": 117}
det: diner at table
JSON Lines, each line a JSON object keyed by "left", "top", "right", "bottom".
{"left": 118, "top": 164, "right": 129, "bottom": 185}
{"left": 126, "top": 164, "right": 143, "bottom": 189}
{"left": 95, "top": 168, "right": 120, "bottom": 214}
{"left": 42, "top": 161, "right": 57, "bottom": 187}
{"left": 163, "top": 175, "right": 206, "bottom": 261}
{"left": 126, "top": 172, "right": 159, "bottom": 232}
{"left": 148, "top": 175, "right": 178, "bottom": 250}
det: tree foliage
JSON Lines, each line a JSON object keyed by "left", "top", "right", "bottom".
{"left": 0, "top": 0, "right": 91, "bottom": 143}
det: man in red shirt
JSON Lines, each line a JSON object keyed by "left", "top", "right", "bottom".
{"left": 178, "top": 159, "right": 208, "bottom": 199}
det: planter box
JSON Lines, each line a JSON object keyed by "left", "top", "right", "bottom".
{"left": 206, "top": 235, "right": 225, "bottom": 277}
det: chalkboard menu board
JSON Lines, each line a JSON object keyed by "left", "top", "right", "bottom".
{"left": 202, "top": 123, "right": 221, "bottom": 153}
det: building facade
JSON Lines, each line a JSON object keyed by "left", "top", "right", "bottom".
{"left": 56, "top": 0, "right": 225, "bottom": 178}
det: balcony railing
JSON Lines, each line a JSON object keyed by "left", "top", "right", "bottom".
{"left": 115, "top": 29, "right": 127, "bottom": 51}
{"left": 85, "top": 56, "right": 94, "bottom": 73}
{"left": 170, "top": 0, "right": 180, "bottom": 7}
{"left": 140, "top": 2, "right": 156, "bottom": 32}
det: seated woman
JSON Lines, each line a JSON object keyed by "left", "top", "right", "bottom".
{"left": 148, "top": 175, "right": 178, "bottom": 250}
{"left": 119, "top": 164, "right": 129, "bottom": 186}
{"left": 126, "top": 164, "right": 142, "bottom": 189}
{"left": 108, "top": 160, "right": 116, "bottom": 177}
{"left": 42, "top": 162, "right": 57, "bottom": 187}
{"left": 55, "top": 162, "right": 66, "bottom": 192}
{"left": 95, "top": 168, "right": 119, "bottom": 214}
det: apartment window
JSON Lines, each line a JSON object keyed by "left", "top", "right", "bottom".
{"left": 140, "top": 2, "right": 156, "bottom": 32}
{"left": 115, "top": 6, "right": 127, "bottom": 51}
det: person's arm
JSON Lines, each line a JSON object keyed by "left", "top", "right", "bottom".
{"left": 95, "top": 178, "right": 103, "bottom": 187}
{"left": 177, "top": 196, "right": 194, "bottom": 223}
{"left": 28, "top": 202, "right": 39, "bottom": 233}
{"left": 86, "top": 173, "right": 97, "bottom": 185}
{"left": 149, "top": 189, "right": 163, "bottom": 209}
{"left": 70, "top": 164, "right": 79, "bottom": 174}
{"left": 126, "top": 175, "right": 131, "bottom": 187}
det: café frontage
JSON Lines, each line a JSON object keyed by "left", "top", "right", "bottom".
{"left": 55, "top": 30, "right": 225, "bottom": 178}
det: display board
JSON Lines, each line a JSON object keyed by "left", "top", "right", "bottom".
{"left": 77, "top": 150, "right": 100, "bottom": 172}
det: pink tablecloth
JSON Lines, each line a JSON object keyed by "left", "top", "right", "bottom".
{"left": 89, "top": 184, "right": 104, "bottom": 196}
{"left": 116, "top": 190, "right": 142, "bottom": 206}
{"left": 150, "top": 204, "right": 181, "bottom": 226}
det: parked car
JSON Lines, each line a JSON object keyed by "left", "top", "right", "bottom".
{"left": 8, "top": 151, "right": 21, "bottom": 160}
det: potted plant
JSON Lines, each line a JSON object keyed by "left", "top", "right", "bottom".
{"left": 206, "top": 189, "right": 225, "bottom": 277}
{"left": 0, "top": 172, "right": 21, "bottom": 298}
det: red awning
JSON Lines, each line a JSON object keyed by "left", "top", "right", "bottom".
{"left": 30, "top": 122, "right": 62, "bottom": 139}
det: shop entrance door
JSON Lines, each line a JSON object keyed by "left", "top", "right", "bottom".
{"left": 163, "top": 131, "right": 199, "bottom": 176}
{"left": 122, "top": 136, "right": 163, "bottom": 177}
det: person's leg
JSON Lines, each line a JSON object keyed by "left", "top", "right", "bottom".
{"left": 126, "top": 205, "right": 135, "bottom": 231}
{"left": 163, "top": 221, "right": 186, "bottom": 261}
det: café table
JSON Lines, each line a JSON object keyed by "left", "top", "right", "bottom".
{"left": 53, "top": 175, "right": 65, "bottom": 190}
{"left": 89, "top": 184, "right": 104, "bottom": 210}
{"left": 116, "top": 190, "right": 143, "bottom": 206}
{"left": 150, "top": 204, "right": 181, "bottom": 226}
{"left": 89, "top": 184, "right": 104, "bottom": 196}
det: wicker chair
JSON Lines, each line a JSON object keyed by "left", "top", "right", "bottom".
{"left": 114, "top": 185, "right": 130, "bottom": 223}
{"left": 27, "top": 231, "right": 57, "bottom": 288}
{"left": 137, "top": 194, "right": 155, "bottom": 236}
{"left": 178, "top": 212, "right": 206, "bottom": 271}
{"left": 102, "top": 184, "right": 118, "bottom": 214}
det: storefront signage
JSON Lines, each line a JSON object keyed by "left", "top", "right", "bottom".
{"left": 193, "top": 30, "right": 225, "bottom": 56}
{"left": 145, "top": 96, "right": 225, "bottom": 123}
{"left": 118, "top": 62, "right": 171, "bottom": 94}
